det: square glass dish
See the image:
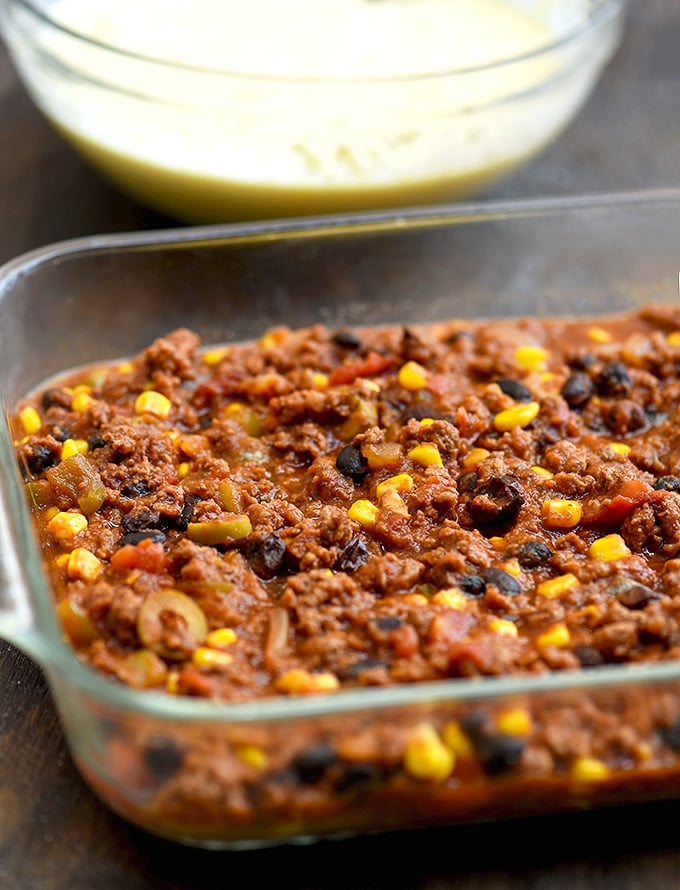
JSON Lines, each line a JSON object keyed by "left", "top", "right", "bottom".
{"left": 3, "top": 190, "right": 680, "bottom": 849}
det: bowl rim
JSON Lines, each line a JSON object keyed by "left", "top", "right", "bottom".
{"left": 4, "top": 0, "right": 627, "bottom": 83}
{"left": 2, "top": 185, "right": 680, "bottom": 726}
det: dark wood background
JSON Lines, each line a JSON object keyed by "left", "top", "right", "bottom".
{"left": 2, "top": 3, "right": 680, "bottom": 887}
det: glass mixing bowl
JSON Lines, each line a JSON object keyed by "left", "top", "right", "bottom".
{"left": 0, "top": 0, "right": 627, "bottom": 223}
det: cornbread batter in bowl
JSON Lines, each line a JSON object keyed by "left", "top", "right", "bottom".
{"left": 0, "top": 0, "right": 626, "bottom": 221}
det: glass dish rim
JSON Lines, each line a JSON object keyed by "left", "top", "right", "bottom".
{"left": 2, "top": 184, "right": 680, "bottom": 725}
{"left": 3, "top": 0, "right": 626, "bottom": 84}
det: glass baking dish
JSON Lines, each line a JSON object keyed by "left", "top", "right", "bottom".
{"left": 3, "top": 189, "right": 680, "bottom": 849}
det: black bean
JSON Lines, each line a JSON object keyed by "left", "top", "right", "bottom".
{"left": 335, "top": 536, "right": 369, "bottom": 573}
{"left": 144, "top": 736, "right": 185, "bottom": 782}
{"left": 457, "top": 573, "right": 486, "bottom": 598}
{"left": 401, "top": 402, "right": 444, "bottom": 423}
{"left": 569, "top": 353, "right": 597, "bottom": 371}
{"left": 596, "top": 361, "right": 632, "bottom": 397}
{"left": 41, "top": 388, "right": 69, "bottom": 410}
{"left": 121, "top": 480, "right": 152, "bottom": 498}
{"left": 654, "top": 475, "right": 680, "bottom": 493}
{"left": 560, "top": 372, "right": 594, "bottom": 408}
{"left": 121, "top": 509, "right": 161, "bottom": 534}
{"left": 515, "top": 539, "right": 553, "bottom": 568}
{"left": 336, "top": 657, "right": 390, "bottom": 681}
{"left": 332, "top": 328, "right": 363, "bottom": 350}
{"left": 173, "top": 493, "right": 197, "bottom": 531}
{"left": 51, "top": 425, "right": 72, "bottom": 442}
{"left": 612, "top": 579, "right": 659, "bottom": 610}
{"left": 26, "top": 444, "right": 58, "bottom": 475}
{"left": 291, "top": 744, "right": 339, "bottom": 784}
{"left": 336, "top": 443, "right": 369, "bottom": 481}
{"left": 117, "top": 530, "right": 166, "bottom": 547}
{"left": 446, "top": 329, "right": 472, "bottom": 345}
{"left": 249, "top": 533, "right": 287, "bottom": 579}
{"left": 481, "top": 567, "right": 521, "bottom": 596}
{"left": 333, "top": 762, "right": 383, "bottom": 793}
{"left": 469, "top": 475, "right": 524, "bottom": 526}
{"left": 572, "top": 645, "right": 606, "bottom": 668}
{"left": 474, "top": 732, "right": 525, "bottom": 776}
{"left": 495, "top": 378, "right": 532, "bottom": 402}
{"left": 87, "top": 433, "right": 107, "bottom": 450}
{"left": 374, "top": 616, "right": 404, "bottom": 631}
{"left": 457, "top": 470, "right": 479, "bottom": 495}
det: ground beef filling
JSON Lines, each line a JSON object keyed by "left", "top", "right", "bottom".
{"left": 15, "top": 304, "right": 680, "bottom": 837}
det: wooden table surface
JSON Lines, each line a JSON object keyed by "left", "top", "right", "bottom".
{"left": 2, "top": 3, "right": 680, "bottom": 888}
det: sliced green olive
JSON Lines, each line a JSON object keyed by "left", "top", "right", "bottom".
{"left": 57, "top": 597, "right": 98, "bottom": 646}
{"left": 218, "top": 479, "right": 243, "bottom": 514}
{"left": 186, "top": 515, "right": 252, "bottom": 545}
{"left": 340, "top": 398, "right": 378, "bottom": 440}
{"left": 46, "top": 453, "right": 106, "bottom": 515}
{"left": 116, "top": 649, "right": 168, "bottom": 689}
{"left": 137, "top": 588, "right": 208, "bottom": 660}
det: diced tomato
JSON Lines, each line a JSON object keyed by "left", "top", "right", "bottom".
{"left": 110, "top": 540, "right": 167, "bottom": 574}
{"left": 328, "top": 352, "right": 396, "bottom": 386}
{"left": 582, "top": 478, "right": 652, "bottom": 525}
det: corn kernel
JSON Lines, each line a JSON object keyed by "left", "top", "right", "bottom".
{"left": 588, "top": 533, "right": 631, "bottom": 561}
{"left": 166, "top": 670, "right": 180, "bottom": 694}
{"left": 399, "top": 593, "right": 426, "bottom": 607}
{"left": 537, "top": 573, "right": 579, "bottom": 599}
{"left": 67, "top": 547, "right": 103, "bottom": 582}
{"left": 275, "top": 669, "right": 340, "bottom": 694}
{"left": 493, "top": 401, "right": 540, "bottom": 432}
{"left": 541, "top": 498, "right": 582, "bottom": 529}
{"left": 259, "top": 328, "right": 287, "bottom": 350}
{"left": 432, "top": 588, "right": 467, "bottom": 609}
{"left": 235, "top": 745, "right": 268, "bottom": 770}
{"left": 442, "top": 721, "right": 474, "bottom": 759}
{"left": 202, "top": 347, "right": 229, "bottom": 366}
{"left": 379, "top": 488, "right": 409, "bottom": 516}
{"left": 403, "top": 723, "right": 455, "bottom": 783}
{"left": 177, "top": 461, "right": 190, "bottom": 478}
{"left": 134, "top": 390, "right": 171, "bottom": 419}
{"left": 48, "top": 511, "right": 88, "bottom": 543}
{"left": 376, "top": 473, "right": 414, "bottom": 497}
{"left": 312, "top": 372, "right": 329, "bottom": 389}
{"left": 488, "top": 618, "right": 518, "bottom": 637}
{"left": 571, "top": 756, "right": 610, "bottom": 782}
{"left": 531, "top": 465, "right": 554, "bottom": 479}
{"left": 419, "top": 417, "right": 435, "bottom": 427}
{"left": 348, "top": 499, "right": 379, "bottom": 527}
{"left": 18, "top": 406, "right": 41, "bottom": 435}
{"left": 489, "top": 535, "right": 505, "bottom": 548}
{"left": 192, "top": 647, "right": 233, "bottom": 669}
{"left": 515, "top": 345, "right": 548, "bottom": 372}
{"left": 609, "top": 442, "right": 631, "bottom": 456}
{"left": 501, "top": 558, "right": 522, "bottom": 578}
{"left": 666, "top": 331, "right": 680, "bottom": 347}
{"left": 44, "top": 506, "right": 59, "bottom": 521}
{"left": 496, "top": 708, "right": 533, "bottom": 737}
{"left": 60, "top": 438, "right": 89, "bottom": 460}
{"left": 408, "top": 444, "right": 443, "bottom": 467}
{"left": 71, "top": 392, "right": 96, "bottom": 413}
{"left": 397, "top": 360, "right": 428, "bottom": 391}
{"left": 536, "top": 623, "right": 571, "bottom": 649}
{"left": 463, "top": 447, "right": 490, "bottom": 468}
{"left": 205, "top": 627, "right": 237, "bottom": 649}
{"left": 55, "top": 553, "right": 70, "bottom": 568}
{"left": 587, "top": 326, "right": 613, "bottom": 344}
